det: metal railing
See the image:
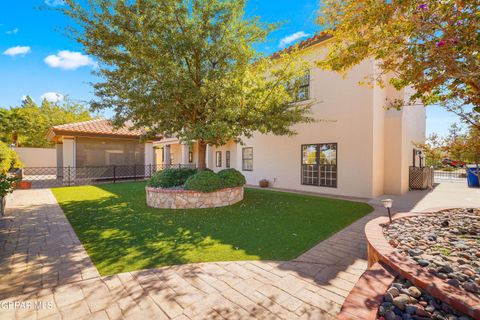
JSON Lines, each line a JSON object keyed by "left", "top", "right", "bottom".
{"left": 433, "top": 169, "right": 467, "bottom": 182}
{"left": 20, "top": 164, "right": 196, "bottom": 189}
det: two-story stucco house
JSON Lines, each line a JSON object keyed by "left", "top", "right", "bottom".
{"left": 155, "top": 34, "right": 426, "bottom": 198}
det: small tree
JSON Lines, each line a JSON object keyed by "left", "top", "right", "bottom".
{"left": 442, "top": 123, "right": 469, "bottom": 163}
{"left": 61, "top": 0, "right": 314, "bottom": 170}
{"left": 0, "top": 108, "right": 29, "bottom": 147}
{"left": 317, "top": 0, "right": 480, "bottom": 130}
{"left": 415, "top": 133, "right": 445, "bottom": 168}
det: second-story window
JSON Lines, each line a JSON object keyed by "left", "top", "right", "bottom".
{"left": 296, "top": 71, "right": 310, "bottom": 101}
{"left": 288, "top": 71, "right": 310, "bottom": 102}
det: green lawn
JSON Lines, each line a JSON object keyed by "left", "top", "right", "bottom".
{"left": 51, "top": 182, "right": 373, "bottom": 275}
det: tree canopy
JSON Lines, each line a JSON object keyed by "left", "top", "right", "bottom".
{"left": 416, "top": 123, "right": 480, "bottom": 167}
{"left": 61, "top": 0, "right": 314, "bottom": 169}
{"left": 0, "top": 97, "right": 92, "bottom": 148}
{"left": 317, "top": 0, "right": 480, "bottom": 129}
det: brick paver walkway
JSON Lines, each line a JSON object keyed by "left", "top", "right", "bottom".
{"left": 0, "top": 188, "right": 384, "bottom": 320}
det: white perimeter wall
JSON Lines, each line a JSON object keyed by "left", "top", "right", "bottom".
{"left": 15, "top": 147, "right": 56, "bottom": 167}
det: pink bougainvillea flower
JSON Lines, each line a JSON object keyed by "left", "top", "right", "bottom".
{"left": 418, "top": 4, "right": 428, "bottom": 10}
{"left": 436, "top": 41, "right": 446, "bottom": 47}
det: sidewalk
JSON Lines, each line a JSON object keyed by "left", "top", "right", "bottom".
{"left": 1, "top": 182, "right": 476, "bottom": 319}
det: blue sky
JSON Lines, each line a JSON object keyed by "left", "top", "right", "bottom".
{"left": 0, "top": 0, "right": 458, "bottom": 136}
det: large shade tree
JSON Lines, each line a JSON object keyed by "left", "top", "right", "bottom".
{"left": 317, "top": 0, "right": 480, "bottom": 130}
{"left": 61, "top": 0, "right": 314, "bottom": 170}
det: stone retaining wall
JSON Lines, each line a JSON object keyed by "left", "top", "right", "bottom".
{"left": 146, "top": 186, "right": 244, "bottom": 209}
{"left": 365, "top": 211, "right": 480, "bottom": 319}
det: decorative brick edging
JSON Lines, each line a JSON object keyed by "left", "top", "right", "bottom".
{"left": 338, "top": 262, "right": 396, "bottom": 320}
{"left": 146, "top": 186, "right": 244, "bottom": 209}
{"left": 365, "top": 210, "right": 480, "bottom": 319}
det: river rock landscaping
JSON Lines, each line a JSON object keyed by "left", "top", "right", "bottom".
{"left": 377, "top": 276, "right": 472, "bottom": 320}
{"left": 383, "top": 208, "right": 480, "bottom": 297}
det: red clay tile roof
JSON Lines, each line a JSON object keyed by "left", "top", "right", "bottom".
{"left": 270, "top": 32, "right": 332, "bottom": 59}
{"left": 48, "top": 118, "right": 152, "bottom": 140}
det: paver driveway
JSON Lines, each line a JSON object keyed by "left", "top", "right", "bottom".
{"left": 1, "top": 188, "right": 386, "bottom": 320}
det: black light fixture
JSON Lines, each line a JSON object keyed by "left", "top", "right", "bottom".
{"left": 381, "top": 199, "right": 393, "bottom": 223}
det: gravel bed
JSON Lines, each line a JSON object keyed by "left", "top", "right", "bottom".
{"left": 383, "top": 208, "right": 480, "bottom": 297}
{"left": 377, "top": 277, "right": 472, "bottom": 320}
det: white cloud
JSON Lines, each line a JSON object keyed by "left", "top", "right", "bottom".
{"left": 41, "top": 92, "right": 64, "bottom": 103}
{"left": 3, "top": 46, "right": 31, "bottom": 56}
{"left": 6, "top": 28, "right": 18, "bottom": 35}
{"left": 44, "top": 50, "right": 96, "bottom": 70}
{"left": 279, "top": 31, "right": 311, "bottom": 48}
{"left": 45, "top": 0, "right": 65, "bottom": 6}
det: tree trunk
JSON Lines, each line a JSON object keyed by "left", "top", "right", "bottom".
{"left": 197, "top": 140, "right": 207, "bottom": 171}
{"left": 12, "top": 132, "right": 18, "bottom": 147}
{"left": 0, "top": 196, "right": 5, "bottom": 217}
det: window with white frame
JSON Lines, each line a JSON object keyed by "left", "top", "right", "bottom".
{"left": 242, "top": 147, "right": 253, "bottom": 171}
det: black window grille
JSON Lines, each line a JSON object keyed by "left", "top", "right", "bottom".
{"left": 301, "top": 143, "right": 337, "bottom": 188}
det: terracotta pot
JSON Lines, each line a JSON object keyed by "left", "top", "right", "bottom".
{"left": 259, "top": 179, "right": 269, "bottom": 188}
{"left": 17, "top": 181, "right": 31, "bottom": 189}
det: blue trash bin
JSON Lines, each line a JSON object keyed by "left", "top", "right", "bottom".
{"left": 466, "top": 165, "right": 479, "bottom": 188}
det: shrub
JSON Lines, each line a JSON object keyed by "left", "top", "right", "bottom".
{"left": 184, "top": 171, "right": 226, "bottom": 193}
{"left": 0, "top": 142, "right": 21, "bottom": 202}
{"left": 148, "top": 167, "right": 197, "bottom": 188}
{"left": 0, "top": 142, "right": 22, "bottom": 175}
{"left": 217, "top": 169, "right": 246, "bottom": 188}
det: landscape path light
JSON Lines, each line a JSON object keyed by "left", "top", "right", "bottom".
{"left": 381, "top": 199, "right": 393, "bottom": 223}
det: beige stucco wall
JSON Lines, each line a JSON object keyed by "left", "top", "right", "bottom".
{"left": 15, "top": 147, "right": 57, "bottom": 167}
{"left": 62, "top": 138, "right": 76, "bottom": 167}
{"left": 238, "top": 44, "right": 379, "bottom": 198}
{"left": 237, "top": 43, "right": 425, "bottom": 198}
{"left": 211, "top": 141, "right": 237, "bottom": 172}
{"left": 155, "top": 142, "right": 197, "bottom": 167}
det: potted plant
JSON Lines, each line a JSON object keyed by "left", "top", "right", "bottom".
{"left": 259, "top": 179, "right": 269, "bottom": 188}
{"left": 0, "top": 174, "right": 18, "bottom": 216}
{"left": 16, "top": 179, "right": 31, "bottom": 189}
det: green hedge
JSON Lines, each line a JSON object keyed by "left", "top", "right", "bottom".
{"left": 184, "top": 169, "right": 245, "bottom": 193}
{"left": 217, "top": 169, "right": 246, "bottom": 188}
{"left": 148, "top": 167, "right": 197, "bottom": 188}
{"left": 149, "top": 167, "right": 246, "bottom": 193}
{"left": 184, "top": 171, "right": 226, "bottom": 193}
{"left": 0, "top": 142, "right": 22, "bottom": 174}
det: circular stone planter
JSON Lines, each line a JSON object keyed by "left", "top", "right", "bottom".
{"left": 146, "top": 186, "right": 244, "bottom": 209}
{"left": 365, "top": 209, "right": 480, "bottom": 319}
